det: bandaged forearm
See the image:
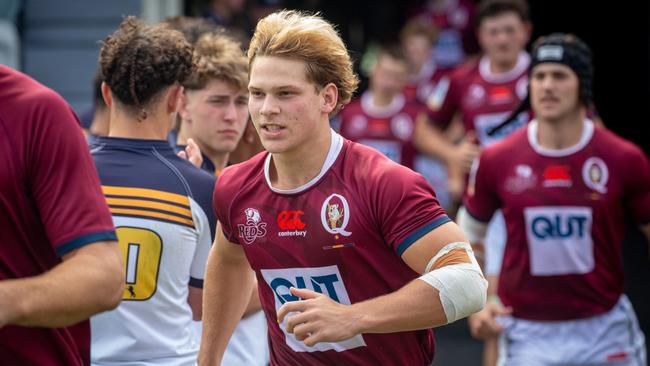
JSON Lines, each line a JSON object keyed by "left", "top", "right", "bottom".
{"left": 417, "top": 242, "right": 487, "bottom": 323}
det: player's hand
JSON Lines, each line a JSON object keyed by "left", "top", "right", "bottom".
{"left": 277, "top": 287, "right": 361, "bottom": 347}
{"left": 452, "top": 131, "right": 480, "bottom": 173}
{"left": 467, "top": 301, "right": 512, "bottom": 340}
{"left": 177, "top": 138, "right": 203, "bottom": 168}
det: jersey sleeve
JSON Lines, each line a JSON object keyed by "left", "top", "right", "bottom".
{"left": 27, "top": 89, "right": 116, "bottom": 256}
{"left": 368, "top": 160, "right": 450, "bottom": 256}
{"left": 189, "top": 198, "right": 214, "bottom": 288}
{"left": 427, "top": 73, "right": 460, "bottom": 129}
{"left": 623, "top": 145, "right": 650, "bottom": 224}
{"left": 213, "top": 168, "right": 241, "bottom": 244}
{"left": 463, "top": 150, "right": 501, "bottom": 223}
{"left": 189, "top": 176, "right": 217, "bottom": 288}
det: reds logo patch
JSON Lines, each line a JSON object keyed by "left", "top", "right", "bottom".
{"left": 237, "top": 208, "right": 267, "bottom": 244}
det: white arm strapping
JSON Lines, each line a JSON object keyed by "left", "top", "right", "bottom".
{"left": 417, "top": 242, "right": 487, "bottom": 324}
{"left": 456, "top": 206, "right": 488, "bottom": 243}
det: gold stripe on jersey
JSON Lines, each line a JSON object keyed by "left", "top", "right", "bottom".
{"left": 109, "top": 207, "right": 194, "bottom": 227}
{"left": 102, "top": 185, "right": 191, "bottom": 207}
{"left": 106, "top": 197, "right": 193, "bottom": 218}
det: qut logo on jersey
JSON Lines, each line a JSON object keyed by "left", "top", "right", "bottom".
{"left": 261, "top": 266, "right": 366, "bottom": 353}
{"left": 531, "top": 215, "right": 588, "bottom": 239}
{"left": 524, "top": 206, "right": 594, "bottom": 276}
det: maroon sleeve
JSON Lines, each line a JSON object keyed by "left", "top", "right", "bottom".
{"left": 623, "top": 145, "right": 650, "bottom": 224}
{"left": 367, "top": 159, "right": 450, "bottom": 256}
{"left": 212, "top": 167, "right": 241, "bottom": 244}
{"left": 26, "top": 89, "right": 116, "bottom": 256}
{"left": 427, "top": 73, "right": 461, "bottom": 129}
{"left": 463, "top": 150, "right": 501, "bottom": 222}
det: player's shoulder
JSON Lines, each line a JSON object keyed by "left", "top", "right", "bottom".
{"left": 448, "top": 59, "right": 479, "bottom": 81}
{"left": 338, "top": 97, "right": 363, "bottom": 118}
{"left": 169, "top": 154, "right": 217, "bottom": 195}
{"left": 343, "top": 139, "right": 425, "bottom": 187}
{"left": 481, "top": 126, "right": 529, "bottom": 161}
{"left": 592, "top": 125, "right": 647, "bottom": 161}
{"left": 217, "top": 150, "right": 267, "bottom": 193}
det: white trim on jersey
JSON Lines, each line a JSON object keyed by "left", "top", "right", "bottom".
{"left": 456, "top": 206, "right": 489, "bottom": 243}
{"left": 527, "top": 119, "right": 594, "bottom": 157}
{"left": 479, "top": 52, "right": 530, "bottom": 84}
{"left": 360, "top": 91, "right": 406, "bottom": 118}
{"left": 264, "top": 129, "right": 344, "bottom": 194}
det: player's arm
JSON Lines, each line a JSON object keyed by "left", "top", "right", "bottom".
{"left": 243, "top": 275, "right": 262, "bottom": 317}
{"left": 198, "top": 223, "right": 254, "bottom": 366}
{"left": 456, "top": 207, "right": 511, "bottom": 341}
{"left": 413, "top": 114, "right": 458, "bottom": 164}
{"left": 277, "top": 221, "right": 487, "bottom": 346}
{"left": 413, "top": 114, "right": 480, "bottom": 174}
{"left": 0, "top": 240, "right": 123, "bottom": 328}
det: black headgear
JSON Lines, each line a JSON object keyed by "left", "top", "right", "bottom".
{"left": 488, "top": 33, "right": 594, "bottom": 136}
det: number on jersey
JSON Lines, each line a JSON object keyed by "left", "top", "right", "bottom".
{"left": 116, "top": 227, "right": 163, "bottom": 301}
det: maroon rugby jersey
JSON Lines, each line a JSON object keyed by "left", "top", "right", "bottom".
{"left": 214, "top": 131, "right": 450, "bottom": 365}
{"left": 464, "top": 120, "right": 650, "bottom": 320}
{"left": 0, "top": 65, "right": 116, "bottom": 365}
{"left": 339, "top": 92, "right": 427, "bottom": 169}
{"left": 429, "top": 53, "right": 530, "bottom": 147}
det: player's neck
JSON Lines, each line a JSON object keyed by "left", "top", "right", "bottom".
{"left": 176, "top": 121, "right": 191, "bottom": 146}
{"left": 268, "top": 124, "right": 332, "bottom": 190}
{"left": 490, "top": 58, "right": 518, "bottom": 74}
{"left": 372, "top": 91, "right": 396, "bottom": 107}
{"left": 89, "top": 109, "right": 110, "bottom": 136}
{"left": 200, "top": 143, "right": 230, "bottom": 172}
{"left": 108, "top": 108, "right": 171, "bottom": 141}
{"left": 536, "top": 108, "right": 586, "bottom": 150}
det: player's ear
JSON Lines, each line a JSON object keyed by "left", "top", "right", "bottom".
{"left": 177, "top": 89, "right": 191, "bottom": 123}
{"left": 101, "top": 82, "right": 112, "bottom": 108}
{"left": 320, "top": 82, "right": 338, "bottom": 115}
{"left": 166, "top": 84, "right": 183, "bottom": 115}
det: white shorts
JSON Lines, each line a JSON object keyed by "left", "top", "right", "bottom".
{"left": 497, "top": 295, "right": 646, "bottom": 366}
{"left": 485, "top": 210, "right": 506, "bottom": 276}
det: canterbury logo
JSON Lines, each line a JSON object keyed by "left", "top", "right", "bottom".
{"left": 277, "top": 210, "right": 306, "bottom": 230}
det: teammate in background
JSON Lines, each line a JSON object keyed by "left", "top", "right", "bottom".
{"left": 414, "top": 0, "right": 532, "bottom": 190}
{"left": 198, "top": 10, "right": 486, "bottom": 366}
{"left": 0, "top": 65, "right": 123, "bottom": 365}
{"left": 411, "top": 0, "right": 479, "bottom": 69}
{"left": 337, "top": 44, "right": 452, "bottom": 209}
{"left": 89, "top": 17, "right": 216, "bottom": 366}
{"left": 459, "top": 33, "right": 650, "bottom": 366}
{"left": 414, "top": 4, "right": 530, "bottom": 361}
{"left": 338, "top": 45, "right": 426, "bottom": 171}
{"left": 400, "top": 18, "right": 444, "bottom": 105}
{"left": 175, "top": 30, "right": 270, "bottom": 366}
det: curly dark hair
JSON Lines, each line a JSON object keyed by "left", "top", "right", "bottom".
{"left": 99, "top": 16, "right": 194, "bottom": 118}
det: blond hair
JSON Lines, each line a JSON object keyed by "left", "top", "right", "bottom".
{"left": 183, "top": 31, "right": 248, "bottom": 91}
{"left": 248, "top": 10, "right": 359, "bottom": 113}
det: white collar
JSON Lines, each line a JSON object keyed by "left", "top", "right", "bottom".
{"left": 527, "top": 119, "right": 594, "bottom": 157}
{"left": 360, "top": 91, "right": 406, "bottom": 119}
{"left": 479, "top": 52, "right": 530, "bottom": 84}
{"left": 264, "top": 129, "right": 344, "bottom": 194}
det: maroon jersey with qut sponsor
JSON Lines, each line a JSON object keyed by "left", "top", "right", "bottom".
{"left": 0, "top": 66, "right": 116, "bottom": 365}
{"left": 429, "top": 53, "right": 530, "bottom": 147}
{"left": 214, "top": 131, "right": 450, "bottom": 365}
{"left": 338, "top": 92, "right": 426, "bottom": 169}
{"left": 464, "top": 120, "right": 650, "bottom": 321}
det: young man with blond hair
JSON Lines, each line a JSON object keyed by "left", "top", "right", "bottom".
{"left": 199, "top": 10, "right": 487, "bottom": 366}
